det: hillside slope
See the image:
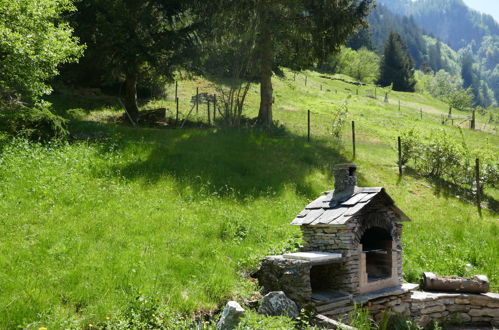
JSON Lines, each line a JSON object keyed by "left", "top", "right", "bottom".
{"left": 0, "top": 71, "right": 497, "bottom": 328}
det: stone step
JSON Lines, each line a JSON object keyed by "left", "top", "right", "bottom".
{"left": 315, "top": 299, "right": 352, "bottom": 313}
{"left": 321, "top": 305, "right": 354, "bottom": 317}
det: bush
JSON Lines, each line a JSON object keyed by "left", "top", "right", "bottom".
{"left": 0, "top": 103, "right": 68, "bottom": 141}
{"left": 330, "top": 102, "right": 349, "bottom": 139}
{"left": 400, "top": 129, "right": 498, "bottom": 191}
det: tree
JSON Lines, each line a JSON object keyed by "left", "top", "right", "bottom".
{"left": 69, "top": 0, "right": 198, "bottom": 123}
{"left": 428, "top": 70, "right": 474, "bottom": 117}
{"left": 207, "top": 0, "right": 373, "bottom": 126}
{"left": 378, "top": 32, "right": 416, "bottom": 92}
{"left": 329, "top": 47, "right": 379, "bottom": 83}
{"left": 0, "top": 0, "right": 83, "bottom": 103}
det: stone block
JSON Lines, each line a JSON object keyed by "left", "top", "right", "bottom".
{"left": 452, "top": 312, "right": 471, "bottom": 323}
{"left": 471, "top": 316, "right": 492, "bottom": 323}
{"left": 420, "top": 305, "right": 445, "bottom": 314}
{"left": 447, "top": 304, "right": 470, "bottom": 312}
{"left": 392, "top": 303, "right": 409, "bottom": 314}
{"left": 469, "top": 308, "right": 499, "bottom": 318}
{"left": 455, "top": 298, "right": 470, "bottom": 304}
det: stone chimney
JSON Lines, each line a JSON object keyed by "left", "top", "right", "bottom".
{"left": 333, "top": 163, "right": 357, "bottom": 201}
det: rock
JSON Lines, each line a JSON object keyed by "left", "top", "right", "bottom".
{"left": 217, "top": 301, "right": 245, "bottom": 330}
{"left": 258, "top": 291, "right": 299, "bottom": 318}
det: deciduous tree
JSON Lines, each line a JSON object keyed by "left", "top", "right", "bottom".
{"left": 0, "top": 0, "right": 83, "bottom": 103}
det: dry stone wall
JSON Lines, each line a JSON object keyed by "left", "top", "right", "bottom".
{"left": 256, "top": 256, "right": 312, "bottom": 308}
{"left": 408, "top": 291, "right": 499, "bottom": 327}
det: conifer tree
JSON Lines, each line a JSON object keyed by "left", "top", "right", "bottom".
{"left": 379, "top": 32, "right": 416, "bottom": 92}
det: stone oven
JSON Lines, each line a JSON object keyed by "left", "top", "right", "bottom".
{"left": 257, "top": 164, "right": 412, "bottom": 315}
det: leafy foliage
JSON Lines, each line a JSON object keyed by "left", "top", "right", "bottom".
{"left": 427, "top": 70, "right": 474, "bottom": 116}
{"left": 67, "top": 0, "right": 198, "bottom": 121}
{"left": 327, "top": 47, "right": 380, "bottom": 84}
{"left": 0, "top": 0, "right": 83, "bottom": 103}
{"left": 400, "top": 129, "right": 498, "bottom": 191}
{"left": 0, "top": 102, "right": 68, "bottom": 141}
{"left": 204, "top": 0, "right": 373, "bottom": 126}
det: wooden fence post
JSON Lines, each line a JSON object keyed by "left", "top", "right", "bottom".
{"left": 356, "top": 88, "right": 359, "bottom": 95}
{"left": 398, "top": 136, "right": 402, "bottom": 176}
{"left": 175, "top": 97, "right": 179, "bottom": 126}
{"left": 196, "top": 87, "right": 199, "bottom": 114}
{"left": 398, "top": 100, "right": 401, "bottom": 111}
{"left": 352, "top": 121, "right": 356, "bottom": 160}
{"left": 207, "top": 100, "right": 211, "bottom": 125}
{"left": 375, "top": 87, "right": 377, "bottom": 99}
{"left": 471, "top": 109, "right": 476, "bottom": 130}
{"left": 213, "top": 94, "right": 216, "bottom": 121}
{"left": 420, "top": 108, "right": 423, "bottom": 120}
{"left": 305, "top": 76, "right": 307, "bottom": 86}
{"left": 476, "top": 158, "right": 482, "bottom": 217}
{"left": 175, "top": 81, "right": 178, "bottom": 101}
{"left": 307, "top": 110, "right": 311, "bottom": 142}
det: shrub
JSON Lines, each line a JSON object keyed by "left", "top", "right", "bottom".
{"left": 400, "top": 129, "right": 498, "bottom": 192}
{"left": 0, "top": 103, "right": 68, "bottom": 141}
{"left": 330, "top": 102, "right": 349, "bottom": 139}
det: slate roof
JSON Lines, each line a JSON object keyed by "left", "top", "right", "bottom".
{"left": 291, "top": 187, "right": 409, "bottom": 226}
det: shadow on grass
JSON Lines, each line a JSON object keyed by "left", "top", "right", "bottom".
{"left": 403, "top": 167, "right": 498, "bottom": 213}
{"left": 47, "top": 93, "right": 357, "bottom": 199}
{"left": 108, "top": 126, "right": 354, "bottom": 199}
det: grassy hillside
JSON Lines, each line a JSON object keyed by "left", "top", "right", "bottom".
{"left": 0, "top": 70, "right": 497, "bottom": 328}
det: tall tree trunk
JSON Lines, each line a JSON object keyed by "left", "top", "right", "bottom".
{"left": 124, "top": 72, "right": 139, "bottom": 124}
{"left": 257, "top": 23, "right": 273, "bottom": 127}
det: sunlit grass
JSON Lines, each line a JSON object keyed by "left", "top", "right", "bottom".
{"left": 0, "top": 69, "right": 497, "bottom": 328}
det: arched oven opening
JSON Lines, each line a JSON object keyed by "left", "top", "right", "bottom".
{"left": 360, "top": 227, "right": 392, "bottom": 281}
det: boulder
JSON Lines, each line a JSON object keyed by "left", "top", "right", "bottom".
{"left": 217, "top": 301, "right": 245, "bottom": 330}
{"left": 258, "top": 291, "right": 299, "bottom": 318}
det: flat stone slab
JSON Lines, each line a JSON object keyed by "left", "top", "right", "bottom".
{"left": 411, "top": 290, "right": 499, "bottom": 301}
{"left": 312, "top": 290, "right": 352, "bottom": 303}
{"left": 283, "top": 251, "right": 342, "bottom": 264}
{"left": 354, "top": 283, "right": 419, "bottom": 304}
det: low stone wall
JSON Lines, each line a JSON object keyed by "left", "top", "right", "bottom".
{"left": 255, "top": 256, "right": 312, "bottom": 307}
{"left": 317, "top": 288, "right": 499, "bottom": 328}
{"left": 409, "top": 291, "right": 499, "bottom": 327}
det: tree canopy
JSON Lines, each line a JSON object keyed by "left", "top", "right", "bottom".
{"left": 379, "top": 32, "right": 416, "bottom": 92}
{"left": 429, "top": 70, "right": 474, "bottom": 117}
{"left": 0, "top": 0, "right": 83, "bottom": 103}
{"left": 203, "top": 0, "right": 373, "bottom": 126}
{"left": 68, "top": 0, "right": 198, "bottom": 122}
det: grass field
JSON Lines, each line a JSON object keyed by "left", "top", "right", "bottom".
{"left": 0, "top": 70, "right": 497, "bottom": 328}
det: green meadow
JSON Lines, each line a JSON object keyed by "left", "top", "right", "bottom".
{"left": 0, "top": 70, "right": 497, "bottom": 328}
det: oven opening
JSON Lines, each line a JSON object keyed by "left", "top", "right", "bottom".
{"left": 361, "top": 227, "right": 392, "bottom": 282}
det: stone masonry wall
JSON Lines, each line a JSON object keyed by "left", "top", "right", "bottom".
{"left": 323, "top": 290, "right": 499, "bottom": 328}
{"left": 256, "top": 256, "right": 312, "bottom": 308}
{"left": 301, "top": 224, "right": 360, "bottom": 295}
{"left": 408, "top": 291, "right": 499, "bottom": 327}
